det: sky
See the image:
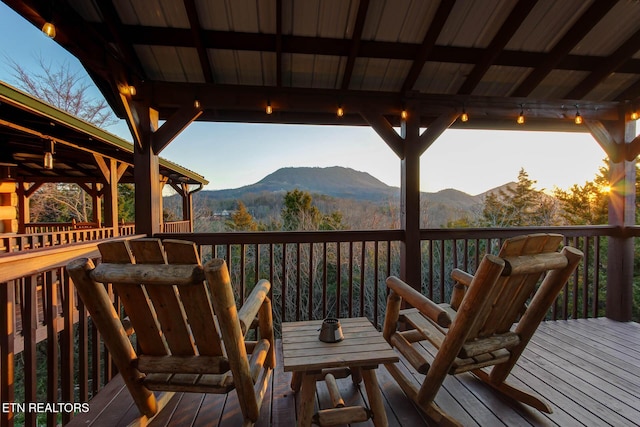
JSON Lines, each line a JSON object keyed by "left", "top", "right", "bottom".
{"left": 0, "top": 3, "right": 611, "bottom": 196}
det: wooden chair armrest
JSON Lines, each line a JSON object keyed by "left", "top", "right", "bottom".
{"left": 451, "top": 269, "right": 473, "bottom": 286}
{"left": 450, "top": 268, "right": 474, "bottom": 310}
{"left": 386, "top": 276, "right": 451, "bottom": 327}
{"left": 238, "top": 279, "right": 271, "bottom": 335}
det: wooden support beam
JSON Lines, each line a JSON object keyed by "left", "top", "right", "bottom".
{"left": 401, "top": 0, "right": 455, "bottom": 93}
{"left": 457, "top": 0, "right": 537, "bottom": 95}
{"left": 152, "top": 103, "right": 203, "bottom": 154}
{"left": 605, "top": 117, "right": 636, "bottom": 322}
{"left": 400, "top": 108, "right": 422, "bottom": 290}
{"left": 584, "top": 120, "right": 622, "bottom": 162}
{"left": 120, "top": 93, "right": 146, "bottom": 150}
{"left": 341, "top": 0, "right": 369, "bottom": 90}
{"left": 511, "top": 1, "right": 616, "bottom": 97}
{"left": 565, "top": 26, "right": 640, "bottom": 100}
{"left": 184, "top": 0, "right": 214, "bottom": 83}
{"left": 417, "top": 111, "right": 460, "bottom": 155}
{"left": 275, "top": 0, "right": 283, "bottom": 87}
{"left": 360, "top": 112, "right": 404, "bottom": 159}
{"left": 625, "top": 134, "right": 640, "bottom": 161}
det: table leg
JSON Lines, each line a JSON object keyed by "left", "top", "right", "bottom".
{"left": 351, "top": 366, "right": 362, "bottom": 384}
{"left": 362, "top": 367, "right": 388, "bottom": 427}
{"left": 297, "top": 374, "right": 316, "bottom": 427}
{"left": 291, "top": 371, "right": 302, "bottom": 391}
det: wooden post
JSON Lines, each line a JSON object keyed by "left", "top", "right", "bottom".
{"left": 400, "top": 106, "right": 422, "bottom": 290}
{"left": 601, "top": 116, "right": 635, "bottom": 321}
{"left": 100, "top": 157, "right": 120, "bottom": 235}
{"left": 134, "top": 104, "right": 162, "bottom": 236}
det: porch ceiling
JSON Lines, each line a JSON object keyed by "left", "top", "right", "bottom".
{"left": 0, "top": 81, "right": 208, "bottom": 185}
{"left": 4, "top": 0, "right": 640, "bottom": 132}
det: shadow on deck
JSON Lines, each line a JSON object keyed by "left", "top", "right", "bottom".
{"left": 67, "top": 318, "right": 640, "bottom": 427}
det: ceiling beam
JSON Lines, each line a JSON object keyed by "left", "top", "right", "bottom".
{"left": 147, "top": 81, "right": 621, "bottom": 121}
{"left": 565, "top": 26, "right": 640, "bottom": 100}
{"left": 111, "top": 24, "right": 640, "bottom": 76}
{"left": 456, "top": 0, "right": 537, "bottom": 95}
{"left": 184, "top": 0, "right": 214, "bottom": 83}
{"left": 341, "top": 0, "right": 369, "bottom": 90}
{"left": 276, "top": 0, "right": 283, "bottom": 87}
{"left": 511, "top": 1, "right": 616, "bottom": 98}
{"left": 94, "top": 0, "right": 145, "bottom": 79}
{"left": 401, "top": 0, "right": 456, "bottom": 93}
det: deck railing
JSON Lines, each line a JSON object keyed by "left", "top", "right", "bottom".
{"left": 0, "top": 225, "right": 139, "bottom": 254}
{"left": 161, "top": 220, "right": 191, "bottom": 233}
{"left": 160, "top": 226, "right": 615, "bottom": 326}
{"left": 0, "top": 225, "right": 628, "bottom": 426}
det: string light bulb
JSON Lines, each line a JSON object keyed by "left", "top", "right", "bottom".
{"left": 573, "top": 105, "right": 583, "bottom": 125}
{"left": 194, "top": 99, "right": 201, "bottom": 109}
{"left": 401, "top": 109, "right": 408, "bottom": 120}
{"left": 43, "top": 140, "right": 55, "bottom": 170}
{"left": 631, "top": 111, "right": 639, "bottom": 121}
{"left": 517, "top": 106, "right": 525, "bottom": 125}
{"left": 42, "top": 22, "right": 56, "bottom": 38}
{"left": 266, "top": 100, "right": 272, "bottom": 115}
{"left": 460, "top": 107, "right": 469, "bottom": 123}
{"left": 337, "top": 105, "right": 344, "bottom": 117}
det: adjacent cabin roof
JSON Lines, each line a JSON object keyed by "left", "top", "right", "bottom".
{"left": 0, "top": 81, "right": 208, "bottom": 186}
{"left": 3, "top": 0, "right": 639, "bottom": 132}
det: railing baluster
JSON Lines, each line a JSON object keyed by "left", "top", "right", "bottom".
{"left": 308, "top": 243, "right": 314, "bottom": 320}
{"left": 336, "top": 242, "right": 342, "bottom": 318}
{"left": 0, "top": 280, "right": 15, "bottom": 427}
{"left": 23, "top": 276, "right": 37, "bottom": 427}
{"left": 45, "top": 270, "right": 59, "bottom": 426}
{"left": 360, "top": 242, "right": 367, "bottom": 316}
{"left": 61, "top": 269, "right": 75, "bottom": 424}
{"left": 322, "top": 242, "right": 327, "bottom": 319}
{"left": 594, "top": 237, "right": 601, "bottom": 318}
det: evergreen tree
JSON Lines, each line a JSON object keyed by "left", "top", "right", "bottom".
{"left": 227, "top": 201, "right": 257, "bottom": 231}
{"left": 478, "top": 168, "right": 554, "bottom": 226}
{"left": 282, "top": 189, "right": 322, "bottom": 230}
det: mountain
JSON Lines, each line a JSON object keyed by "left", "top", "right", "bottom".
{"left": 200, "top": 166, "right": 399, "bottom": 202}
{"left": 181, "top": 166, "right": 485, "bottom": 227}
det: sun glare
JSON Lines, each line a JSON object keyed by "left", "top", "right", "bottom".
{"left": 601, "top": 185, "right": 612, "bottom": 194}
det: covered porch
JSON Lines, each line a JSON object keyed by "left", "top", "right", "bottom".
{"left": 67, "top": 318, "right": 640, "bottom": 427}
{"left": 2, "top": 0, "right": 640, "bottom": 426}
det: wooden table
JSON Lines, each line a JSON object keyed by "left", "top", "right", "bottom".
{"left": 282, "top": 317, "right": 399, "bottom": 427}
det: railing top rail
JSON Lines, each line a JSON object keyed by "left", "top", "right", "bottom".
{"left": 156, "top": 229, "right": 405, "bottom": 244}
{"left": 419, "top": 225, "right": 619, "bottom": 240}
{"left": 0, "top": 234, "right": 146, "bottom": 283}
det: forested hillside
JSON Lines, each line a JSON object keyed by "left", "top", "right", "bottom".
{"left": 163, "top": 166, "right": 484, "bottom": 229}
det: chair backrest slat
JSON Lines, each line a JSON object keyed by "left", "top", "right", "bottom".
{"left": 468, "top": 234, "right": 565, "bottom": 339}
{"left": 98, "top": 240, "right": 168, "bottom": 356}
{"left": 129, "top": 239, "right": 196, "bottom": 356}
{"left": 162, "top": 240, "right": 224, "bottom": 357}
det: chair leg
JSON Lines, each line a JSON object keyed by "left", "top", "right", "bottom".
{"left": 472, "top": 369, "right": 553, "bottom": 413}
{"left": 384, "top": 363, "right": 461, "bottom": 427}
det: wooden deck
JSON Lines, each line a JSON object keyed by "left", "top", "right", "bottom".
{"left": 67, "top": 318, "right": 640, "bottom": 427}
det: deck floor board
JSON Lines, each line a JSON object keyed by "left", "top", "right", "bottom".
{"left": 66, "top": 318, "right": 640, "bottom": 427}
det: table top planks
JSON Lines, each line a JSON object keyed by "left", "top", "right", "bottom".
{"left": 281, "top": 317, "right": 398, "bottom": 372}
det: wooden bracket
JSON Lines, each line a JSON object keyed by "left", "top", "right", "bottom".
{"left": 152, "top": 103, "right": 203, "bottom": 154}
{"left": 360, "top": 112, "right": 404, "bottom": 159}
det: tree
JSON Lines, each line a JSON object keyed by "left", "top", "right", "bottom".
{"left": 478, "top": 168, "right": 556, "bottom": 226}
{"left": 282, "top": 189, "right": 322, "bottom": 230}
{"left": 7, "top": 55, "right": 117, "bottom": 127}
{"left": 227, "top": 201, "right": 257, "bottom": 231}
{"left": 8, "top": 56, "right": 128, "bottom": 224}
